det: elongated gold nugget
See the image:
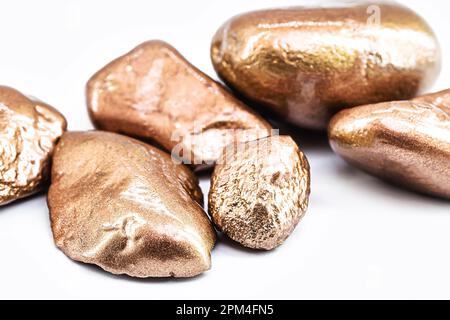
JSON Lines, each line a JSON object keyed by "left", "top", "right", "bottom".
{"left": 209, "top": 136, "right": 310, "bottom": 250}
{"left": 0, "top": 86, "right": 66, "bottom": 206}
{"left": 87, "top": 40, "right": 272, "bottom": 168}
{"left": 211, "top": 2, "right": 441, "bottom": 129}
{"left": 48, "top": 131, "right": 216, "bottom": 278}
{"left": 329, "top": 89, "right": 450, "bottom": 199}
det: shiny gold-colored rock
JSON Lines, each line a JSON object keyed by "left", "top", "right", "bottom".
{"left": 209, "top": 136, "right": 310, "bottom": 250}
{"left": 0, "top": 86, "right": 66, "bottom": 206}
{"left": 211, "top": 2, "right": 441, "bottom": 130}
{"left": 329, "top": 89, "right": 450, "bottom": 199}
{"left": 87, "top": 40, "right": 272, "bottom": 168}
{"left": 48, "top": 131, "right": 216, "bottom": 278}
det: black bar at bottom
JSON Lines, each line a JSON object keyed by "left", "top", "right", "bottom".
{"left": 0, "top": 300, "right": 448, "bottom": 318}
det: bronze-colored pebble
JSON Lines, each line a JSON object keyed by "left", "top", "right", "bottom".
{"left": 329, "top": 89, "right": 450, "bottom": 199}
{"left": 211, "top": 2, "right": 441, "bottom": 130}
{"left": 87, "top": 40, "right": 272, "bottom": 169}
{"left": 209, "top": 136, "right": 310, "bottom": 250}
{"left": 48, "top": 131, "right": 216, "bottom": 278}
{"left": 0, "top": 86, "right": 66, "bottom": 206}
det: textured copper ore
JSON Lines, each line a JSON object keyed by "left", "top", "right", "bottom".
{"left": 329, "top": 89, "right": 450, "bottom": 199}
{"left": 48, "top": 131, "right": 216, "bottom": 278}
{"left": 211, "top": 2, "right": 441, "bottom": 130}
{"left": 86, "top": 40, "right": 272, "bottom": 169}
{"left": 209, "top": 136, "right": 310, "bottom": 250}
{"left": 0, "top": 86, "right": 66, "bottom": 206}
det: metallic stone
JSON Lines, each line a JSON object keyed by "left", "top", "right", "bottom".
{"left": 211, "top": 2, "right": 441, "bottom": 129}
{"left": 87, "top": 40, "right": 272, "bottom": 169}
{"left": 329, "top": 89, "right": 450, "bottom": 199}
{"left": 209, "top": 136, "right": 310, "bottom": 250}
{"left": 48, "top": 131, "right": 216, "bottom": 278}
{"left": 0, "top": 86, "right": 66, "bottom": 206}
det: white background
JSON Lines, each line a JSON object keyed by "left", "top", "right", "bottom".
{"left": 0, "top": 0, "right": 449, "bottom": 300}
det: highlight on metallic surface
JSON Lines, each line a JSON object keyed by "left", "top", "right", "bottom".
{"left": 47, "top": 131, "right": 216, "bottom": 278}
{"left": 209, "top": 135, "right": 311, "bottom": 250}
{"left": 329, "top": 89, "right": 450, "bottom": 199}
{"left": 211, "top": 1, "right": 441, "bottom": 130}
{"left": 86, "top": 40, "right": 273, "bottom": 170}
{"left": 0, "top": 86, "right": 67, "bottom": 206}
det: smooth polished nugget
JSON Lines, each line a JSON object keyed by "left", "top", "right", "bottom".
{"left": 211, "top": 2, "right": 441, "bottom": 129}
{"left": 0, "top": 86, "right": 66, "bottom": 206}
{"left": 209, "top": 136, "right": 310, "bottom": 250}
{"left": 329, "top": 89, "right": 450, "bottom": 199}
{"left": 48, "top": 131, "right": 216, "bottom": 278}
{"left": 87, "top": 40, "right": 272, "bottom": 169}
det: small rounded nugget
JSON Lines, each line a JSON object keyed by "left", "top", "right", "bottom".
{"left": 209, "top": 136, "right": 310, "bottom": 250}
{"left": 211, "top": 2, "right": 441, "bottom": 129}
{"left": 48, "top": 131, "right": 216, "bottom": 278}
{"left": 87, "top": 40, "right": 272, "bottom": 169}
{"left": 0, "top": 86, "right": 66, "bottom": 206}
{"left": 329, "top": 89, "right": 450, "bottom": 199}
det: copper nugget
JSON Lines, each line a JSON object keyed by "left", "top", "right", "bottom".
{"left": 211, "top": 2, "right": 441, "bottom": 129}
{"left": 209, "top": 136, "right": 310, "bottom": 250}
{"left": 87, "top": 40, "right": 272, "bottom": 168}
{"left": 329, "top": 89, "right": 450, "bottom": 199}
{"left": 48, "top": 131, "right": 216, "bottom": 278}
{"left": 0, "top": 86, "right": 66, "bottom": 206}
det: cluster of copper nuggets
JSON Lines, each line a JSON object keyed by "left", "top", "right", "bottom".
{"left": 1, "top": 1, "right": 448, "bottom": 279}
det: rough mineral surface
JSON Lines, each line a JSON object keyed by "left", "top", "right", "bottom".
{"left": 209, "top": 136, "right": 310, "bottom": 250}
